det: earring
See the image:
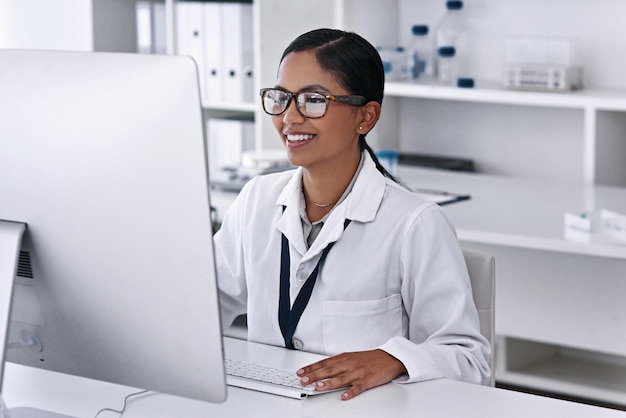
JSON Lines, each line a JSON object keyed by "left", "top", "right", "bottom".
{"left": 358, "top": 126, "right": 363, "bottom": 131}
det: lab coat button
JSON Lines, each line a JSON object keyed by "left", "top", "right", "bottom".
{"left": 296, "top": 270, "right": 307, "bottom": 282}
{"left": 292, "top": 338, "right": 304, "bottom": 350}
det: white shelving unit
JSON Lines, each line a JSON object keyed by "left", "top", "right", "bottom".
{"left": 496, "top": 337, "right": 626, "bottom": 407}
{"left": 338, "top": 0, "right": 626, "bottom": 189}
{"left": 384, "top": 81, "right": 626, "bottom": 186}
{"left": 202, "top": 102, "right": 255, "bottom": 121}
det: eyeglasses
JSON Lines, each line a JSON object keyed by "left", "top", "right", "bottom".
{"left": 259, "top": 87, "right": 367, "bottom": 119}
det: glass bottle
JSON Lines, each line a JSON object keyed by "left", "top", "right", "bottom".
{"left": 434, "top": 0, "right": 469, "bottom": 81}
{"left": 407, "top": 25, "right": 431, "bottom": 81}
{"left": 437, "top": 46, "right": 457, "bottom": 84}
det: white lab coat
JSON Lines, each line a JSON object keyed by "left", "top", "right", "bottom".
{"left": 214, "top": 152, "right": 491, "bottom": 385}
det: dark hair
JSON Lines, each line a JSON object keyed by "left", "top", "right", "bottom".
{"left": 280, "top": 28, "right": 397, "bottom": 181}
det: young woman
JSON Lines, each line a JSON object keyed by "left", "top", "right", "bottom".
{"left": 214, "top": 28, "right": 491, "bottom": 400}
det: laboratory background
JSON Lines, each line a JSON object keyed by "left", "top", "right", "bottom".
{"left": 1, "top": 0, "right": 625, "bottom": 412}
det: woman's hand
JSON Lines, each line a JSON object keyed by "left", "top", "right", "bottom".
{"left": 296, "top": 349, "right": 407, "bottom": 400}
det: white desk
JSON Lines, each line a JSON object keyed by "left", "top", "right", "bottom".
{"left": 3, "top": 338, "right": 625, "bottom": 418}
{"left": 210, "top": 167, "right": 626, "bottom": 405}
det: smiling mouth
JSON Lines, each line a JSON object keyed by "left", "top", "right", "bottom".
{"left": 286, "top": 134, "right": 315, "bottom": 142}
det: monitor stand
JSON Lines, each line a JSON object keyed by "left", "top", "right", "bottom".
{"left": 0, "top": 396, "right": 9, "bottom": 418}
{"left": 0, "top": 221, "right": 74, "bottom": 418}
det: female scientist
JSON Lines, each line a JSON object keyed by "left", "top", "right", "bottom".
{"left": 214, "top": 28, "right": 491, "bottom": 400}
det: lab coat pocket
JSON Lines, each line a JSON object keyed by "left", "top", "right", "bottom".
{"left": 322, "top": 294, "right": 403, "bottom": 355}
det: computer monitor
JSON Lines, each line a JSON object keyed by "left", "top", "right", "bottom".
{"left": 0, "top": 49, "right": 227, "bottom": 416}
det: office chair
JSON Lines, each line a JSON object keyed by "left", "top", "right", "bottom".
{"left": 462, "top": 247, "right": 496, "bottom": 387}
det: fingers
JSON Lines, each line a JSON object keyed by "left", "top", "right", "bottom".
{"left": 340, "top": 382, "right": 367, "bottom": 400}
{"left": 295, "top": 350, "right": 406, "bottom": 400}
{"left": 297, "top": 353, "right": 354, "bottom": 389}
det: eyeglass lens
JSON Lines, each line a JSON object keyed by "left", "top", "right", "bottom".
{"left": 262, "top": 90, "right": 328, "bottom": 118}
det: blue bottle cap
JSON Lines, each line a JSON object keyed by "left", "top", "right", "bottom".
{"left": 396, "top": 46, "right": 405, "bottom": 53}
{"left": 457, "top": 78, "right": 475, "bottom": 88}
{"left": 411, "top": 25, "right": 429, "bottom": 36}
{"left": 438, "top": 46, "right": 456, "bottom": 57}
{"left": 447, "top": 1, "right": 463, "bottom": 10}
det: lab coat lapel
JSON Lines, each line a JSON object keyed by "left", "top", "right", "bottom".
{"left": 274, "top": 153, "right": 387, "bottom": 261}
{"left": 275, "top": 168, "right": 307, "bottom": 257}
{"left": 305, "top": 153, "right": 387, "bottom": 260}
{"left": 344, "top": 152, "right": 387, "bottom": 223}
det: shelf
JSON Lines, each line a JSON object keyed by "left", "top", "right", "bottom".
{"left": 382, "top": 81, "right": 626, "bottom": 185}
{"left": 456, "top": 230, "right": 626, "bottom": 260}
{"left": 203, "top": 101, "right": 256, "bottom": 112}
{"left": 396, "top": 166, "right": 626, "bottom": 260}
{"left": 202, "top": 101, "right": 256, "bottom": 120}
{"left": 385, "top": 81, "right": 626, "bottom": 111}
{"left": 497, "top": 337, "right": 626, "bottom": 407}
{"left": 498, "top": 368, "right": 626, "bottom": 407}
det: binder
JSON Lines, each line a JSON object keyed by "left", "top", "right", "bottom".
{"left": 202, "top": 2, "right": 223, "bottom": 103}
{"left": 220, "top": 3, "right": 254, "bottom": 103}
{"left": 176, "top": 1, "right": 206, "bottom": 100}
{"left": 151, "top": 1, "right": 167, "bottom": 55}
{"left": 206, "top": 118, "right": 245, "bottom": 174}
{"left": 242, "top": 119, "right": 256, "bottom": 151}
{"left": 135, "top": 1, "right": 152, "bottom": 54}
{"left": 239, "top": 4, "right": 254, "bottom": 103}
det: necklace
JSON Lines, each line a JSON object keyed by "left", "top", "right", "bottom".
{"left": 309, "top": 200, "right": 333, "bottom": 208}
{"left": 303, "top": 189, "right": 337, "bottom": 208}
{"left": 305, "top": 195, "right": 336, "bottom": 208}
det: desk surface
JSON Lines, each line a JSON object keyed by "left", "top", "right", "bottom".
{"left": 210, "top": 166, "right": 626, "bottom": 259}
{"left": 3, "top": 338, "right": 625, "bottom": 418}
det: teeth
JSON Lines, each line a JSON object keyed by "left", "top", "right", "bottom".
{"left": 286, "top": 134, "right": 314, "bottom": 142}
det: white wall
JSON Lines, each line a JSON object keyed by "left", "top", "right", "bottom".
{"left": 255, "top": 0, "right": 335, "bottom": 151}
{"left": 0, "top": 0, "right": 93, "bottom": 51}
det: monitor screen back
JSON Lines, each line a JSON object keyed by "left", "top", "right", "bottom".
{"left": 0, "top": 49, "right": 226, "bottom": 403}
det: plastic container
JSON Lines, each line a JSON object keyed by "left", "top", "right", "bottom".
{"left": 434, "top": 0, "right": 469, "bottom": 81}
{"left": 437, "top": 46, "right": 457, "bottom": 84}
{"left": 377, "top": 46, "right": 405, "bottom": 81}
{"left": 502, "top": 36, "right": 583, "bottom": 91}
{"left": 406, "top": 25, "right": 431, "bottom": 81}
{"left": 393, "top": 46, "right": 408, "bottom": 80}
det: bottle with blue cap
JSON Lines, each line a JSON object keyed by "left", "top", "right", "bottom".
{"left": 434, "top": 0, "right": 469, "bottom": 84}
{"left": 376, "top": 46, "right": 394, "bottom": 80}
{"left": 406, "top": 25, "right": 431, "bottom": 81}
{"left": 393, "top": 46, "right": 408, "bottom": 80}
{"left": 377, "top": 46, "right": 406, "bottom": 81}
{"left": 437, "top": 46, "right": 457, "bottom": 84}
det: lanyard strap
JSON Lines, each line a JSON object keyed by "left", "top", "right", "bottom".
{"left": 278, "top": 214, "right": 351, "bottom": 349}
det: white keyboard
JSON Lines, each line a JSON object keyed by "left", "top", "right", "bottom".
{"left": 224, "top": 358, "right": 319, "bottom": 399}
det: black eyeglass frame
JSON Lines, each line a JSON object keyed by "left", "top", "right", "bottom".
{"left": 259, "top": 87, "right": 367, "bottom": 119}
